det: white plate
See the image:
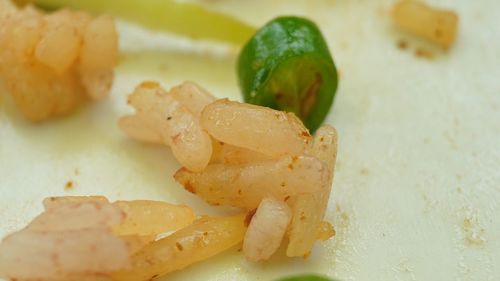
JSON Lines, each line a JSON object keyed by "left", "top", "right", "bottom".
{"left": 1, "top": 1, "right": 499, "bottom": 280}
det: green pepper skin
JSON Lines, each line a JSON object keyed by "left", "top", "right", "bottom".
{"left": 275, "top": 274, "right": 335, "bottom": 281}
{"left": 238, "top": 16, "right": 338, "bottom": 132}
{"left": 33, "top": 0, "right": 255, "bottom": 44}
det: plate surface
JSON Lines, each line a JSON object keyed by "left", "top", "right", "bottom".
{"left": 1, "top": 1, "right": 499, "bottom": 280}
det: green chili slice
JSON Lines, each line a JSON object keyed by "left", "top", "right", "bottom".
{"left": 31, "top": 0, "right": 256, "bottom": 44}
{"left": 237, "top": 16, "right": 338, "bottom": 132}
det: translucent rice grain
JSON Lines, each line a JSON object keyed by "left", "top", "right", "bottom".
{"left": 243, "top": 198, "right": 291, "bottom": 261}
{"left": 111, "top": 214, "right": 246, "bottom": 281}
{"left": 119, "top": 115, "right": 163, "bottom": 144}
{"left": 0, "top": 229, "right": 129, "bottom": 281}
{"left": 119, "top": 82, "right": 213, "bottom": 172}
{"left": 6, "top": 13, "right": 44, "bottom": 61}
{"left": 43, "top": 196, "right": 109, "bottom": 210}
{"left": 112, "top": 200, "right": 196, "bottom": 236}
{"left": 169, "top": 81, "right": 216, "bottom": 116}
{"left": 0, "top": 199, "right": 129, "bottom": 281}
{"left": 210, "top": 142, "right": 272, "bottom": 165}
{"left": 35, "top": 13, "right": 81, "bottom": 74}
{"left": 201, "top": 99, "right": 311, "bottom": 157}
{"left": 392, "top": 0, "right": 458, "bottom": 48}
{"left": 78, "top": 15, "right": 117, "bottom": 100}
{"left": 287, "top": 125, "right": 338, "bottom": 257}
{"left": 316, "top": 221, "right": 335, "bottom": 241}
{"left": 0, "top": 4, "right": 117, "bottom": 121}
{"left": 174, "top": 155, "right": 327, "bottom": 209}
{"left": 27, "top": 201, "right": 124, "bottom": 232}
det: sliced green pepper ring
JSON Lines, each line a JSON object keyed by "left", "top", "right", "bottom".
{"left": 237, "top": 16, "right": 338, "bottom": 132}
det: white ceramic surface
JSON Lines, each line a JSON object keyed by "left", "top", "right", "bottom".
{"left": 1, "top": 1, "right": 499, "bottom": 280}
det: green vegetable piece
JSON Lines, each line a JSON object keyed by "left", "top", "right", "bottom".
{"left": 32, "top": 0, "right": 256, "bottom": 44}
{"left": 276, "top": 274, "right": 335, "bottom": 281}
{"left": 238, "top": 16, "right": 338, "bottom": 132}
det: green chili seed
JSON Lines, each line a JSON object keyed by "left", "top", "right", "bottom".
{"left": 237, "top": 16, "right": 338, "bottom": 132}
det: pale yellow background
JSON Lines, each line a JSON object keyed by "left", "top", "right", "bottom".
{"left": 1, "top": 0, "right": 499, "bottom": 280}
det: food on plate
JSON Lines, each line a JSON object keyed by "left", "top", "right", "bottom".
{"left": 121, "top": 81, "right": 338, "bottom": 261}
{"left": 201, "top": 99, "right": 311, "bottom": 157}
{"left": 31, "top": 0, "right": 256, "bottom": 44}
{"left": 317, "top": 221, "right": 336, "bottom": 241}
{"left": 243, "top": 198, "right": 292, "bottom": 261}
{"left": 175, "top": 155, "right": 328, "bottom": 209}
{"left": 238, "top": 16, "right": 338, "bottom": 132}
{"left": 119, "top": 81, "right": 215, "bottom": 172}
{"left": 78, "top": 14, "right": 118, "bottom": 100}
{"left": 392, "top": 0, "right": 458, "bottom": 48}
{"left": 0, "top": 199, "right": 128, "bottom": 280}
{"left": 43, "top": 195, "right": 108, "bottom": 208}
{"left": 210, "top": 141, "right": 273, "bottom": 165}
{"left": 111, "top": 200, "right": 196, "bottom": 236}
{"left": 0, "top": 0, "right": 118, "bottom": 121}
{"left": 0, "top": 196, "right": 246, "bottom": 281}
{"left": 169, "top": 81, "right": 217, "bottom": 117}
{"left": 111, "top": 214, "right": 246, "bottom": 281}
{"left": 287, "top": 125, "right": 337, "bottom": 257}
